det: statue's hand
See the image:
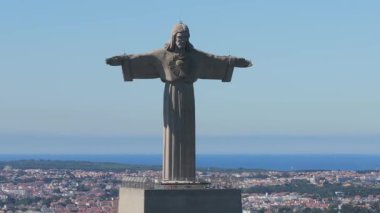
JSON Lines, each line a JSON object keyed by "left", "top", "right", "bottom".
{"left": 106, "top": 56, "right": 124, "bottom": 66}
{"left": 234, "top": 58, "right": 252, "bottom": 68}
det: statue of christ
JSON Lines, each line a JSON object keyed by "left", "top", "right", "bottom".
{"left": 106, "top": 23, "right": 252, "bottom": 182}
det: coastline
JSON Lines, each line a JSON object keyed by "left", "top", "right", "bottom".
{"left": 0, "top": 154, "right": 379, "bottom": 171}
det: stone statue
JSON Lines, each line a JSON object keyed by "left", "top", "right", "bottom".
{"left": 106, "top": 23, "right": 252, "bottom": 183}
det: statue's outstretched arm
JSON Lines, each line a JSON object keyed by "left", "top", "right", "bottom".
{"left": 106, "top": 51, "right": 162, "bottom": 81}
{"left": 232, "top": 57, "right": 252, "bottom": 68}
{"left": 106, "top": 55, "right": 125, "bottom": 66}
{"left": 203, "top": 51, "right": 252, "bottom": 68}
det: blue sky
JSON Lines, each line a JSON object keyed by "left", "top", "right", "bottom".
{"left": 0, "top": 0, "right": 379, "bottom": 154}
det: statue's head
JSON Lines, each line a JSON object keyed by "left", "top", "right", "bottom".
{"left": 165, "top": 22, "right": 193, "bottom": 52}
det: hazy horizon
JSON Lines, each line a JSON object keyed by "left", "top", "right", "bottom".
{"left": 1, "top": 132, "right": 379, "bottom": 155}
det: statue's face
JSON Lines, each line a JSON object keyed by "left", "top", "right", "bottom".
{"left": 175, "top": 32, "right": 189, "bottom": 50}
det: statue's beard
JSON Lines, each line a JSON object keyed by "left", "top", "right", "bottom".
{"left": 175, "top": 42, "right": 186, "bottom": 51}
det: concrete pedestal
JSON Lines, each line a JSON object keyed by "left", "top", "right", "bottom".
{"left": 118, "top": 188, "right": 242, "bottom": 213}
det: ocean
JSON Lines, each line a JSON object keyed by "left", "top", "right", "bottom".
{"left": 0, "top": 154, "right": 380, "bottom": 171}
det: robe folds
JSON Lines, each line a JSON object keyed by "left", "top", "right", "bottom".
{"left": 120, "top": 48, "right": 236, "bottom": 181}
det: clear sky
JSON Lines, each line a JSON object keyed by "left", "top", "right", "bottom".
{"left": 0, "top": 0, "right": 379, "bottom": 154}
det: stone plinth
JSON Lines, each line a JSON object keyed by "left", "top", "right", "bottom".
{"left": 118, "top": 187, "right": 242, "bottom": 213}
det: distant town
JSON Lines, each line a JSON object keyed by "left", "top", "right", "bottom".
{"left": 0, "top": 160, "right": 380, "bottom": 213}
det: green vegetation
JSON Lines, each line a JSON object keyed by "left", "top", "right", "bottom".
{"left": 0, "top": 160, "right": 160, "bottom": 172}
{"left": 198, "top": 167, "right": 267, "bottom": 173}
{"left": 245, "top": 179, "right": 380, "bottom": 198}
{"left": 77, "top": 184, "right": 91, "bottom": 192}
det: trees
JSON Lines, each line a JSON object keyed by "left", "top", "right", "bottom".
{"left": 340, "top": 204, "right": 370, "bottom": 213}
{"left": 77, "top": 184, "right": 90, "bottom": 192}
{"left": 277, "top": 206, "right": 293, "bottom": 213}
{"left": 245, "top": 179, "right": 380, "bottom": 198}
{"left": 304, "top": 208, "right": 323, "bottom": 213}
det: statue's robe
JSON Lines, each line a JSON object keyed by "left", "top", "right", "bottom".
{"left": 120, "top": 48, "right": 235, "bottom": 181}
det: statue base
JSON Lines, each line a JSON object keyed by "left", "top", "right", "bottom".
{"left": 118, "top": 187, "right": 242, "bottom": 213}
